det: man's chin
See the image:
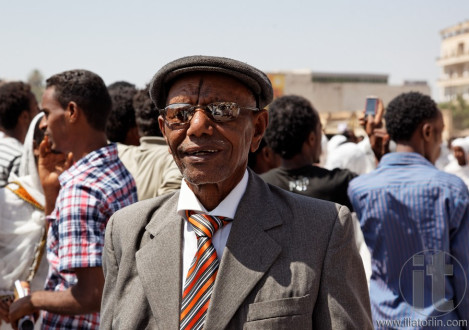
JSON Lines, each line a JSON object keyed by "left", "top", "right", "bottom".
{"left": 182, "top": 169, "right": 226, "bottom": 186}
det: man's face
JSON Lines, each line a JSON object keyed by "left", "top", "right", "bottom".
{"left": 41, "top": 87, "right": 70, "bottom": 153}
{"left": 312, "top": 120, "right": 323, "bottom": 164}
{"left": 425, "top": 111, "right": 444, "bottom": 164}
{"left": 453, "top": 146, "right": 467, "bottom": 166}
{"left": 159, "top": 72, "right": 266, "bottom": 192}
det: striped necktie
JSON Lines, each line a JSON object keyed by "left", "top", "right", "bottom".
{"left": 180, "top": 211, "right": 232, "bottom": 330}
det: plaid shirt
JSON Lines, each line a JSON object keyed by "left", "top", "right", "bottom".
{"left": 42, "top": 144, "right": 137, "bottom": 329}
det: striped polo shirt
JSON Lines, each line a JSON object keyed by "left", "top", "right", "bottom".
{"left": 0, "top": 136, "right": 23, "bottom": 187}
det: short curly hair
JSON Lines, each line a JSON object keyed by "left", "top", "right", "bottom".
{"left": 0, "top": 82, "right": 35, "bottom": 130}
{"left": 46, "top": 70, "right": 111, "bottom": 131}
{"left": 106, "top": 85, "right": 138, "bottom": 143}
{"left": 133, "top": 84, "right": 162, "bottom": 137}
{"left": 385, "top": 92, "right": 439, "bottom": 142}
{"left": 264, "top": 95, "right": 320, "bottom": 159}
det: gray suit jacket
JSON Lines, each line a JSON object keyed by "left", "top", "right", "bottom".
{"left": 101, "top": 171, "right": 372, "bottom": 329}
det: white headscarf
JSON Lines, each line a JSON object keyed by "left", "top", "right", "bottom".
{"left": 325, "top": 142, "right": 370, "bottom": 175}
{"left": 0, "top": 112, "right": 47, "bottom": 294}
{"left": 452, "top": 137, "right": 469, "bottom": 159}
{"left": 18, "top": 112, "right": 45, "bottom": 195}
{"left": 327, "top": 134, "right": 347, "bottom": 155}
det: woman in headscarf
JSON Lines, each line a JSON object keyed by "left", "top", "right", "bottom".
{"left": 0, "top": 113, "right": 48, "bottom": 329}
{"left": 444, "top": 137, "right": 469, "bottom": 187}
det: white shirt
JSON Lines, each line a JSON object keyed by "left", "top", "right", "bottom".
{"left": 177, "top": 170, "right": 249, "bottom": 288}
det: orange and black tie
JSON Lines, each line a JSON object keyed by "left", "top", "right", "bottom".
{"left": 180, "top": 210, "right": 232, "bottom": 330}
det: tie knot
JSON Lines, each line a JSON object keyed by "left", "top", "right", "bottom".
{"left": 186, "top": 211, "right": 232, "bottom": 239}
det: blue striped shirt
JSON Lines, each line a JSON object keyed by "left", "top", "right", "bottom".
{"left": 348, "top": 152, "right": 469, "bottom": 328}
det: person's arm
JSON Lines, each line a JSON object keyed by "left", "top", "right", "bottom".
{"left": 100, "top": 214, "right": 119, "bottom": 330}
{"left": 449, "top": 193, "right": 469, "bottom": 321}
{"left": 312, "top": 205, "right": 373, "bottom": 329}
{"left": 8, "top": 266, "right": 104, "bottom": 328}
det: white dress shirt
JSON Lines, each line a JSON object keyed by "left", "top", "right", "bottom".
{"left": 177, "top": 170, "right": 249, "bottom": 289}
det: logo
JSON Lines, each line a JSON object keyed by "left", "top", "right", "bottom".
{"left": 288, "top": 176, "right": 309, "bottom": 192}
{"left": 399, "top": 250, "right": 467, "bottom": 317}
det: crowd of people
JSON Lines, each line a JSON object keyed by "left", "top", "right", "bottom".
{"left": 0, "top": 55, "right": 468, "bottom": 329}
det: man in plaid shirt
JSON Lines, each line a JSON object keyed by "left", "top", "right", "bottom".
{"left": 7, "top": 70, "right": 138, "bottom": 329}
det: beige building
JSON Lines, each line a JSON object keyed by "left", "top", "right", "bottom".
{"left": 267, "top": 71, "right": 431, "bottom": 134}
{"left": 437, "top": 20, "right": 469, "bottom": 102}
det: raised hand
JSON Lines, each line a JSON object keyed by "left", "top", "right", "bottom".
{"left": 38, "top": 136, "right": 73, "bottom": 214}
{"left": 360, "top": 99, "right": 390, "bottom": 162}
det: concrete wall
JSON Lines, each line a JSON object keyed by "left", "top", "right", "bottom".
{"left": 271, "top": 72, "right": 431, "bottom": 113}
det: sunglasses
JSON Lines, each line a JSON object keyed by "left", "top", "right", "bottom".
{"left": 159, "top": 102, "right": 260, "bottom": 128}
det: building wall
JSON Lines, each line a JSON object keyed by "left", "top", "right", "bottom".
{"left": 268, "top": 72, "right": 431, "bottom": 112}
{"left": 437, "top": 20, "right": 469, "bottom": 101}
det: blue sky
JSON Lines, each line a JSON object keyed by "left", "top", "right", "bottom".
{"left": 1, "top": 0, "right": 468, "bottom": 101}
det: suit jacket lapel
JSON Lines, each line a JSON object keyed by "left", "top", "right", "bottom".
{"left": 136, "top": 193, "right": 183, "bottom": 330}
{"left": 204, "top": 171, "right": 283, "bottom": 329}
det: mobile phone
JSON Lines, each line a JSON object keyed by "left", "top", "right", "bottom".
{"left": 365, "top": 97, "right": 378, "bottom": 116}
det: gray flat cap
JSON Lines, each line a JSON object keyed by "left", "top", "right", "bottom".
{"left": 149, "top": 55, "right": 273, "bottom": 109}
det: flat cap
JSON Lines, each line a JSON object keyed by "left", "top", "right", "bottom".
{"left": 149, "top": 55, "right": 273, "bottom": 109}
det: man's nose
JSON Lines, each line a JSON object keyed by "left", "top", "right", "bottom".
{"left": 39, "top": 115, "right": 47, "bottom": 130}
{"left": 186, "top": 108, "right": 214, "bottom": 137}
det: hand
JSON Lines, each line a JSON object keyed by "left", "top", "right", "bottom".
{"left": 362, "top": 99, "right": 390, "bottom": 161}
{"left": 8, "top": 296, "right": 37, "bottom": 330}
{"left": 38, "top": 136, "right": 73, "bottom": 190}
{"left": 38, "top": 136, "right": 73, "bottom": 214}
{"left": 0, "top": 298, "right": 11, "bottom": 324}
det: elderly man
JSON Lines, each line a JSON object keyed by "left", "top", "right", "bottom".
{"left": 7, "top": 70, "right": 137, "bottom": 329}
{"left": 100, "top": 56, "right": 372, "bottom": 329}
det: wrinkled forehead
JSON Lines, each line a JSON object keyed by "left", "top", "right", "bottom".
{"left": 165, "top": 72, "right": 256, "bottom": 105}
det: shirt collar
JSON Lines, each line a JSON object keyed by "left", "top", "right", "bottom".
{"left": 379, "top": 152, "right": 435, "bottom": 168}
{"left": 177, "top": 169, "right": 249, "bottom": 219}
{"left": 59, "top": 143, "right": 117, "bottom": 185}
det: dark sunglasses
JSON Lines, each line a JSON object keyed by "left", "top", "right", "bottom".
{"left": 159, "top": 102, "right": 260, "bottom": 128}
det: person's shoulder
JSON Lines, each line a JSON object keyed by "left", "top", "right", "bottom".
{"left": 259, "top": 167, "right": 283, "bottom": 180}
{"left": 116, "top": 142, "right": 136, "bottom": 158}
{"left": 325, "top": 166, "right": 357, "bottom": 180}
{"left": 347, "top": 169, "right": 378, "bottom": 195}
{"left": 432, "top": 168, "right": 469, "bottom": 192}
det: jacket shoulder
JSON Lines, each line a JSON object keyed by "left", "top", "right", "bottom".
{"left": 110, "top": 191, "right": 178, "bottom": 230}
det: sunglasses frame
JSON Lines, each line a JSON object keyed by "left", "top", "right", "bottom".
{"left": 159, "top": 102, "right": 260, "bottom": 128}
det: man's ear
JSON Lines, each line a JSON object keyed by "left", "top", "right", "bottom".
{"left": 158, "top": 115, "right": 172, "bottom": 155}
{"left": 67, "top": 101, "right": 79, "bottom": 123}
{"left": 250, "top": 110, "right": 268, "bottom": 153}
{"left": 306, "top": 130, "right": 316, "bottom": 147}
{"left": 158, "top": 116, "right": 167, "bottom": 139}
{"left": 422, "top": 122, "right": 433, "bottom": 142}
{"left": 18, "top": 109, "right": 31, "bottom": 126}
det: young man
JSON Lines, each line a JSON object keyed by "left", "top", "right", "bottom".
{"left": 8, "top": 70, "right": 137, "bottom": 329}
{"left": 260, "top": 95, "right": 357, "bottom": 210}
{"left": 100, "top": 56, "right": 372, "bottom": 329}
{"left": 348, "top": 92, "right": 469, "bottom": 327}
{"left": 0, "top": 82, "right": 39, "bottom": 187}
